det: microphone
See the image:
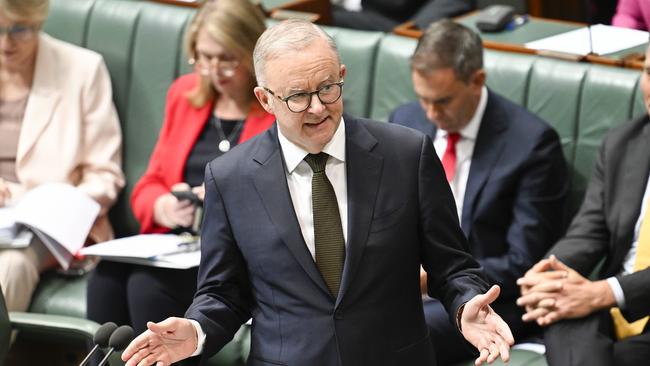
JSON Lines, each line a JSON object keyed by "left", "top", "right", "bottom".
{"left": 97, "top": 325, "right": 135, "bottom": 366}
{"left": 78, "top": 322, "right": 118, "bottom": 366}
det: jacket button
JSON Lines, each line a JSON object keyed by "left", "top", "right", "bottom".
{"left": 334, "top": 309, "right": 344, "bottom": 320}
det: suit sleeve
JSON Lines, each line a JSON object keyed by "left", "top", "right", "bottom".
{"left": 76, "top": 56, "right": 125, "bottom": 216}
{"left": 479, "top": 128, "right": 568, "bottom": 298}
{"left": 411, "top": 0, "right": 476, "bottom": 29}
{"left": 418, "top": 133, "right": 489, "bottom": 323}
{"left": 185, "top": 163, "right": 253, "bottom": 358}
{"left": 549, "top": 133, "right": 611, "bottom": 275}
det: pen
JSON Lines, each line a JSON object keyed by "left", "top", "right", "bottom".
{"left": 151, "top": 240, "right": 200, "bottom": 259}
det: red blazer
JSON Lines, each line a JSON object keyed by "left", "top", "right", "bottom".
{"left": 131, "top": 73, "right": 275, "bottom": 233}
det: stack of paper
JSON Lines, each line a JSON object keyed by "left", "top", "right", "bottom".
{"left": 0, "top": 183, "right": 100, "bottom": 268}
{"left": 80, "top": 234, "right": 201, "bottom": 269}
{"left": 525, "top": 24, "right": 649, "bottom": 56}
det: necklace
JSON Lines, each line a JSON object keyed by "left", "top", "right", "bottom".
{"left": 212, "top": 116, "right": 244, "bottom": 152}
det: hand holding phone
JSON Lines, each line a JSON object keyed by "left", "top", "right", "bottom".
{"left": 171, "top": 190, "right": 202, "bottom": 206}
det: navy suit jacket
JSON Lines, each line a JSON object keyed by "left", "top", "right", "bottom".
{"left": 551, "top": 115, "right": 650, "bottom": 323}
{"left": 389, "top": 91, "right": 568, "bottom": 305}
{"left": 186, "top": 116, "right": 489, "bottom": 366}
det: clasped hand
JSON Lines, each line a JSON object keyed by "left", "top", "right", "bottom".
{"left": 516, "top": 255, "right": 614, "bottom": 326}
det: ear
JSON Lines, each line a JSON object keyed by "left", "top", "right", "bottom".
{"left": 472, "top": 69, "right": 486, "bottom": 89}
{"left": 254, "top": 86, "right": 274, "bottom": 115}
{"left": 340, "top": 64, "right": 347, "bottom": 80}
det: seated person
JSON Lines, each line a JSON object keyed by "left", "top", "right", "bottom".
{"left": 517, "top": 45, "right": 650, "bottom": 366}
{"left": 389, "top": 19, "right": 568, "bottom": 364}
{"left": 86, "top": 0, "right": 274, "bottom": 335}
{"left": 612, "top": 0, "right": 650, "bottom": 30}
{"left": 0, "top": 0, "right": 124, "bottom": 313}
{"left": 332, "top": 0, "right": 475, "bottom": 32}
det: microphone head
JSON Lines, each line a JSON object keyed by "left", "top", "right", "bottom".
{"left": 94, "top": 322, "right": 118, "bottom": 347}
{"left": 108, "top": 325, "right": 135, "bottom": 351}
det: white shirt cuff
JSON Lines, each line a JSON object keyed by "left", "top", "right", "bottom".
{"left": 606, "top": 276, "right": 626, "bottom": 308}
{"left": 189, "top": 319, "right": 207, "bottom": 357}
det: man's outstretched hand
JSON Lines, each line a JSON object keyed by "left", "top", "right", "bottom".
{"left": 122, "top": 317, "right": 198, "bottom": 366}
{"left": 461, "top": 285, "right": 515, "bottom": 365}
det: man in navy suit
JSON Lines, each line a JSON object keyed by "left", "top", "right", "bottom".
{"left": 389, "top": 20, "right": 568, "bottom": 364}
{"left": 122, "top": 19, "right": 514, "bottom": 366}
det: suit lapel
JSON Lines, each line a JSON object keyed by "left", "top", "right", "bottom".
{"left": 461, "top": 95, "right": 507, "bottom": 235}
{"left": 252, "top": 126, "right": 331, "bottom": 297}
{"left": 337, "top": 117, "right": 381, "bottom": 306}
{"left": 17, "top": 34, "right": 61, "bottom": 163}
{"left": 616, "top": 118, "right": 650, "bottom": 260}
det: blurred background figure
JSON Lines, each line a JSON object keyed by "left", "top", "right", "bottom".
{"left": 612, "top": 0, "right": 650, "bottom": 30}
{"left": 86, "top": 0, "right": 273, "bottom": 345}
{"left": 331, "top": 0, "right": 476, "bottom": 31}
{"left": 0, "top": 0, "right": 124, "bottom": 313}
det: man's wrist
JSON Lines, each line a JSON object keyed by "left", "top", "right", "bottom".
{"left": 456, "top": 303, "right": 466, "bottom": 333}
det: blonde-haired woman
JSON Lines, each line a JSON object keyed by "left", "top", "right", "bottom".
{"left": 0, "top": 0, "right": 124, "bottom": 312}
{"left": 87, "top": 0, "right": 273, "bottom": 337}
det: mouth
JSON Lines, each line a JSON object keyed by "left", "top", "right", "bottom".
{"left": 305, "top": 116, "right": 329, "bottom": 127}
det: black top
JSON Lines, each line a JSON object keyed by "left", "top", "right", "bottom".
{"left": 183, "top": 115, "right": 243, "bottom": 187}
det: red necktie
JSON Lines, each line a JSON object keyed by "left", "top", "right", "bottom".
{"left": 441, "top": 133, "right": 461, "bottom": 182}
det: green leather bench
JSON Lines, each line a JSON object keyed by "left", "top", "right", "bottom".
{"left": 8, "top": 0, "right": 642, "bottom": 365}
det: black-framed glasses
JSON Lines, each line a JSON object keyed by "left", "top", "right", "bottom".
{"left": 263, "top": 81, "right": 344, "bottom": 113}
{"left": 0, "top": 24, "right": 39, "bottom": 42}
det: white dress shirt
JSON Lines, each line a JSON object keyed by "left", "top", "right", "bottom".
{"left": 433, "top": 86, "right": 488, "bottom": 220}
{"left": 191, "top": 118, "right": 349, "bottom": 355}
{"left": 607, "top": 173, "right": 650, "bottom": 308}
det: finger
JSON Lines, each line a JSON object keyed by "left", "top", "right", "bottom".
{"left": 496, "top": 320, "right": 515, "bottom": 345}
{"left": 538, "top": 298, "right": 556, "bottom": 309}
{"left": 147, "top": 318, "right": 177, "bottom": 335}
{"left": 475, "top": 348, "right": 489, "bottom": 366}
{"left": 171, "top": 182, "right": 191, "bottom": 192}
{"left": 487, "top": 343, "right": 500, "bottom": 363}
{"left": 522, "top": 306, "right": 550, "bottom": 322}
{"left": 548, "top": 255, "right": 572, "bottom": 272}
{"left": 517, "top": 270, "right": 567, "bottom": 287}
{"left": 499, "top": 339, "right": 511, "bottom": 363}
{"left": 473, "top": 285, "right": 501, "bottom": 309}
{"left": 528, "top": 279, "right": 564, "bottom": 293}
{"left": 122, "top": 331, "right": 154, "bottom": 360}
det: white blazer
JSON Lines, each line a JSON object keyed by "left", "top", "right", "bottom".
{"left": 8, "top": 33, "right": 125, "bottom": 242}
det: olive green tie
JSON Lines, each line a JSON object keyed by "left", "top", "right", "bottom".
{"left": 304, "top": 153, "right": 345, "bottom": 298}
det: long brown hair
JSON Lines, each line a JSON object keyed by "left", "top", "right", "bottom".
{"left": 184, "top": 0, "right": 266, "bottom": 107}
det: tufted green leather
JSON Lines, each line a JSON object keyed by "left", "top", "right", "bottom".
{"left": 34, "top": 1, "right": 647, "bottom": 366}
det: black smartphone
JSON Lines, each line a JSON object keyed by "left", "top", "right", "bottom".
{"left": 171, "top": 190, "right": 202, "bottom": 206}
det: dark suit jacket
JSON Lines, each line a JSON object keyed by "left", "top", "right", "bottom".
{"left": 550, "top": 115, "right": 650, "bottom": 323}
{"left": 389, "top": 91, "right": 568, "bottom": 304}
{"left": 333, "top": 0, "right": 475, "bottom": 31}
{"left": 186, "top": 116, "right": 489, "bottom": 366}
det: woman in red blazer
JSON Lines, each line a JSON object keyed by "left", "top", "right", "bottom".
{"left": 87, "top": 0, "right": 273, "bottom": 340}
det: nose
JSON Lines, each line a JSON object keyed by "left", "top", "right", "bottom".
{"left": 307, "top": 93, "right": 325, "bottom": 114}
{"left": 425, "top": 102, "right": 442, "bottom": 122}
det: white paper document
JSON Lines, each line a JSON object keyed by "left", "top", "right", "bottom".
{"left": 525, "top": 24, "right": 649, "bottom": 56}
{"left": 0, "top": 183, "right": 100, "bottom": 269}
{"left": 80, "top": 234, "right": 201, "bottom": 269}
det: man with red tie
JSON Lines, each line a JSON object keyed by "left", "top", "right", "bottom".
{"left": 389, "top": 20, "right": 568, "bottom": 364}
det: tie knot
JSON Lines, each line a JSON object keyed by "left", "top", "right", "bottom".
{"left": 447, "top": 132, "right": 461, "bottom": 146}
{"left": 304, "top": 152, "right": 329, "bottom": 173}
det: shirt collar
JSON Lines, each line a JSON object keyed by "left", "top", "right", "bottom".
{"left": 438, "top": 86, "right": 488, "bottom": 141}
{"left": 278, "top": 116, "right": 347, "bottom": 174}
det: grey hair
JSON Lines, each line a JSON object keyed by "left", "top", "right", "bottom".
{"left": 411, "top": 19, "right": 483, "bottom": 83}
{"left": 253, "top": 19, "right": 340, "bottom": 86}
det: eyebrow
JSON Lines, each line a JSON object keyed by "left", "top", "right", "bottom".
{"left": 285, "top": 77, "right": 338, "bottom": 94}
